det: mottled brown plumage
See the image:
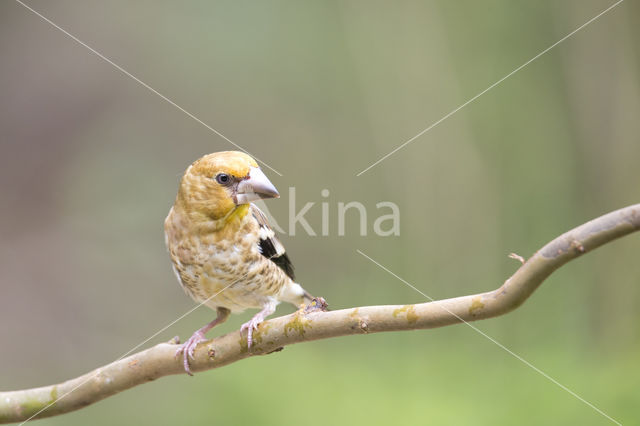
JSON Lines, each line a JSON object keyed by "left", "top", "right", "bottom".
{"left": 165, "top": 151, "right": 312, "bottom": 374}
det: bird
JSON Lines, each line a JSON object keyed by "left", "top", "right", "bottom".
{"left": 164, "top": 151, "right": 313, "bottom": 375}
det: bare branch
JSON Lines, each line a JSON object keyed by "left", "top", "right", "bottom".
{"left": 1, "top": 204, "right": 638, "bottom": 424}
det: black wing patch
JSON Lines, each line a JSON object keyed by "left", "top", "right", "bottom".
{"left": 251, "top": 204, "right": 295, "bottom": 280}
{"left": 258, "top": 238, "right": 295, "bottom": 280}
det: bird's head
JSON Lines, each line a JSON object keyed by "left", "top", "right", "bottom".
{"left": 175, "top": 151, "right": 279, "bottom": 223}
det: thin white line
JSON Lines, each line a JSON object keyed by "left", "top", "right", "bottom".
{"left": 356, "top": 249, "right": 622, "bottom": 425}
{"left": 14, "top": 0, "right": 283, "bottom": 177}
{"left": 356, "top": 0, "right": 624, "bottom": 176}
{"left": 18, "top": 276, "right": 244, "bottom": 425}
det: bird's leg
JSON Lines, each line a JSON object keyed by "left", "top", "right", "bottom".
{"left": 176, "top": 307, "right": 230, "bottom": 375}
{"left": 240, "top": 300, "right": 277, "bottom": 349}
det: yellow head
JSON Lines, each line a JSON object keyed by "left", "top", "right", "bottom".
{"left": 175, "top": 151, "right": 279, "bottom": 223}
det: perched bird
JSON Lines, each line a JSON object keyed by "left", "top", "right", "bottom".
{"left": 165, "top": 151, "right": 313, "bottom": 374}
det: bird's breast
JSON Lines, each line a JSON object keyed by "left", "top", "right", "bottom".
{"left": 165, "top": 211, "right": 290, "bottom": 312}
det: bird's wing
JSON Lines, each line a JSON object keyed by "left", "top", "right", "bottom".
{"left": 250, "top": 203, "right": 295, "bottom": 280}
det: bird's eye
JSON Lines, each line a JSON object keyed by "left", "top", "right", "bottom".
{"left": 215, "top": 173, "right": 231, "bottom": 185}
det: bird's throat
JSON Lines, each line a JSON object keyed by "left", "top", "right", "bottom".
{"left": 225, "top": 204, "right": 250, "bottom": 223}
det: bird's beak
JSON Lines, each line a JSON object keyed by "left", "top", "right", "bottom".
{"left": 235, "top": 167, "right": 280, "bottom": 204}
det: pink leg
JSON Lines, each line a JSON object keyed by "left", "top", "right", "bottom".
{"left": 240, "top": 301, "right": 277, "bottom": 348}
{"left": 176, "top": 307, "right": 230, "bottom": 375}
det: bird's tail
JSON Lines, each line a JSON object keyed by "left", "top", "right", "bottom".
{"left": 302, "top": 289, "right": 314, "bottom": 304}
{"left": 282, "top": 282, "right": 323, "bottom": 308}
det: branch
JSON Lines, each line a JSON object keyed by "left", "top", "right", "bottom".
{"left": 1, "top": 204, "right": 639, "bottom": 423}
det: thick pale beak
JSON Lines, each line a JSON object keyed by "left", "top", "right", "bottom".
{"left": 235, "top": 167, "right": 280, "bottom": 204}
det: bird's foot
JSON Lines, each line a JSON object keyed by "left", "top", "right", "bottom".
{"left": 240, "top": 315, "right": 265, "bottom": 349}
{"left": 240, "top": 302, "right": 277, "bottom": 349}
{"left": 175, "top": 330, "right": 207, "bottom": 376}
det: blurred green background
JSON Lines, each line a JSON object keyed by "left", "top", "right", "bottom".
{"left": 1, "top": 0, "right": 639, "bottom": 424}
